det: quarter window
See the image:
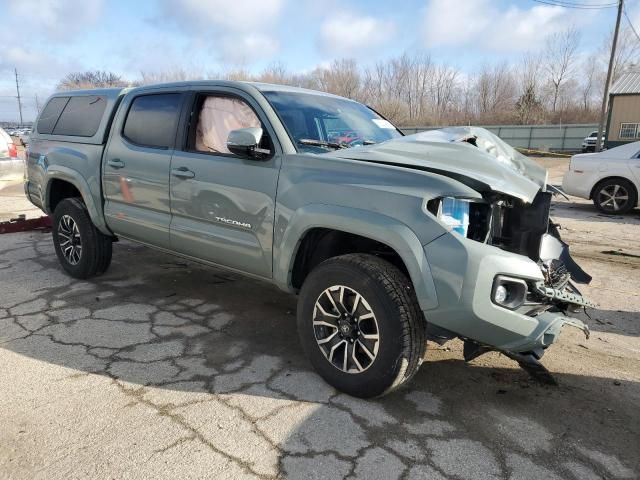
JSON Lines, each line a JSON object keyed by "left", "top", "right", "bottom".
{"left": 123, "top": 94, "right": 182, "bottom": 148}
{"left": 52, "top": 95, "right": 107, "bottom": 137}
{"left": 37, "top": 97, "right": 70, "bottom": 134}
{"left": 192, "top": 96, "right": 261, "bottom": 154}
{"left": 619, "top": 123, "right": 639, "bottom": 139}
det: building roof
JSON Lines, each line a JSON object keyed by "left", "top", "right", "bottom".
{"left": 610, "top": 71, "right": 640, "bottom": 95}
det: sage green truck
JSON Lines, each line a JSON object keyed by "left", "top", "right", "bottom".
{"left": 25, "top": 81, "right": 594, "bottom": 397}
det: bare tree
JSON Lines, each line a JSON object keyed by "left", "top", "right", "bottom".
{"left": 52, "top": 38, "right": 614, "bottom": 127}
{"left": 475, "top": 62, "right": 516, "bottom": 121}
{"left": 515, "top": 85, "right": 543, "bottom": 125}
{"left": 428, "top": 64, "right": 459, "bottom": 125}
{"left": 580, "top": 55, "right": 598, "bottom": 112}
{"left": 138, "top": 69, "right": 204, "bottom": 85}
{"left": 308, "top": 59, "right": 361, "bottom": 100}
{"left": 57, "top": 71, "right": 128, "bottom": 90}
{"left": 257, "top": 62, "right": 291, "bottom": 85}
{"left": 543, "top": 27, "right": 581, "bottom": 113}
{"left": 604, "top": 27, "right": 640, "bottom": 83}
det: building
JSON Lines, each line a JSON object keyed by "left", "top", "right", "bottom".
{"left": 605, "top": 71, "right": 640, "bottom": 149}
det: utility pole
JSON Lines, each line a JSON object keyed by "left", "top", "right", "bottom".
{"left": 596, "top": 0, "right": 623, "bottom": 152}
{"left": 14, "top": 68, "right": 23, "bottom": 125}
{"left": 35, "top": 94, "right": 41, "bottom": 114}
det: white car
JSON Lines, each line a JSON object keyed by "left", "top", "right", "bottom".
{"left": 563, "top": 141, "right": 640, "bottom": 214}
{"left": 0, "top": 127, "right": 18, "bottom": 160}
{"left": 581, "top": 130, "right": 605, "bottom": 153}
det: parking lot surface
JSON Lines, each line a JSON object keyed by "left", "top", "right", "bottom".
{"left": 1, "top": 159, "right": 639, "bottom": 479}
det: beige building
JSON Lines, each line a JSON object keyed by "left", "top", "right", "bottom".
{"left": 606, "top": 71, "right": 640, "bottom": 148}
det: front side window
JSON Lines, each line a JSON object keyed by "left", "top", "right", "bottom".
{"left": 262, "top": 91, "right": 402, "bottom": 153}
{"left": 123, "top": 93, "right": 182, "bottom": 148}
{"left": 193, "top": 96, "right": 261, "bottom": 154}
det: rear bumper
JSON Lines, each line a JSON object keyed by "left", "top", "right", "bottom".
{"left": 422, "top": 232, "right": 590, "bottom": 353}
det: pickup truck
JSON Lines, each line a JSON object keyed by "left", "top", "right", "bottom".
{"left": 25, "top": 81, "right": 594, "bottom": 397}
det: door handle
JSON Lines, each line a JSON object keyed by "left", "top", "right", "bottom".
{"left": 107, "top": 158, "right": 125, "bottom": 169}
{"left": 171, "top": 167, "right": 195, "bottom": 179}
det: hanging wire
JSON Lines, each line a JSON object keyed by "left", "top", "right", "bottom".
{"left": 623, "top": 6, "right": 640, "bottom": 43}
{"left": 532, "top": 0, "right": 618, "bottom": 9}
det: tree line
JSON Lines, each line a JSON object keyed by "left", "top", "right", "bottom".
{"left": 57, "top": 26, "right": 639, "bottom": 127}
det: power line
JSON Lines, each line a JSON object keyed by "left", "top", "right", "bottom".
{"left": 532, "top": 0, "right": 618, "bottom": 9}
{"left": 623, "top": 6, "right": 640, "bottom": 43}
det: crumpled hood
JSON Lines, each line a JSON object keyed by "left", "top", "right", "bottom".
{"left": 327, "top": 126, "right": 548, "bottom": 203}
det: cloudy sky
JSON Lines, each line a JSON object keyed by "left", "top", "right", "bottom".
{"left": 1, "top": 0, "right": 639, "bottom": 122}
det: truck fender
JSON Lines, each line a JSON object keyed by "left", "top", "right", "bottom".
{"left": 273, "top": 203, "right": 439, "bottom": 311}
{"left": 44, "top": 166, "right": 111, "bottom": 235}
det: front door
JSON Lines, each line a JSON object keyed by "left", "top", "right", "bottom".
{"left": 103, "top": 91, "right": 185, "bottom": 249}
{"left": 169, "top": 89, "right": 281, "bottom": 278}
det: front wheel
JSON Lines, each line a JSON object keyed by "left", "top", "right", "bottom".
{"left": 592, "top": 178, "right": 637, "bottom": 214}
{"left": 52, "top": 198, "right": 113, "bottom": 279}
{"left": 297, "top": 253, "right": 426, "bottom": 398}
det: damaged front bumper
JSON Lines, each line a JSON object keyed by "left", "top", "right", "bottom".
{"left": 423, "top": 230, "right": 593, "bottom": 355}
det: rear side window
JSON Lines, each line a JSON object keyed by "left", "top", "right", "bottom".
{"left": 37, "top": 97, "right": 70, "bottom": 134}
{"left": 53, "top": 95, "right": 107, "bottom": 137}
{"left": 123, "top": 94, "right": 182, "bottom": 148}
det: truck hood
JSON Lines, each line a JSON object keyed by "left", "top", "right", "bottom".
{"left": 328, "top": 127, "right": 548, "bottom": 203}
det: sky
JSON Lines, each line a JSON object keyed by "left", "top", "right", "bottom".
{"left": 1, "top": 0, "right": 639, "bottom": 122}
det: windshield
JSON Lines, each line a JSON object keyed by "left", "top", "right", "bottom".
{"left": 262, "top": 91, "right": 402, "bottom": 153}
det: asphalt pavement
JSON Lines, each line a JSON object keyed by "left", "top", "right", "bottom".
{"left": 0, "top": 231, "right": 638, "bottom": 480}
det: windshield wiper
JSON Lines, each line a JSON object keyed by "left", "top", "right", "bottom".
{"left": 298, "top": 138, "right": 350, "bottom": 150}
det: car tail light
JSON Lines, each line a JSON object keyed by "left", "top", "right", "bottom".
{"left": 8, "top": 142, "right": 17, "bottom": 158}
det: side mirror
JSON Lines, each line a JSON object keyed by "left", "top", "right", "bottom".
{"left": 226, "top": 127, "right": 270, "bottom": 158}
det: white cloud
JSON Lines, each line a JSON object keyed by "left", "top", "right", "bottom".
{"left": 159, "top": 0, "right": 284, "bottom": 62}
{"left": 164, "top": 0, "right": 283, "bottom": 30}
{"left": 7, "top": 0, "right": 104, "bottom": 41}
{"left": 319, "top": 13, "right": 395, "bottom": 56}
{"left": 422, "top": 0, "right": 595, "bottom": 52}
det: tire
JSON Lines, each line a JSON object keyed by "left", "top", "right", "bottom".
{"left": 52, "top": 197, "right": 113, "bottom": 279}
{"left": 297, "top": 253, "right": 426, "bottom": 398}
{"left": 592, "top": 178, "right": 637, "bottom": 215}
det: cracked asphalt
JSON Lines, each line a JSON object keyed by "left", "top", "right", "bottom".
{"left": 1, "top": 159, "right": 639, "bottom": 479}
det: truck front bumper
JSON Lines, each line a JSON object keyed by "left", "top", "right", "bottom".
{"left": 422, "top": 232, "right": 590, "bottom": 353}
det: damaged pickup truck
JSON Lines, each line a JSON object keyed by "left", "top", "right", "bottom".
{"left": 25, "top": 82, "right": 594, "bottom": 397}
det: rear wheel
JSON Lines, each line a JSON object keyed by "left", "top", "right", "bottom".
{"left": 297, "top": 253, "right": 426, "bottom": 398}
{"left": 592, "top": 178, "right": 637, "bottom": 214}
{"left": 52, "top": 198, "right": 113, "bottom": 279}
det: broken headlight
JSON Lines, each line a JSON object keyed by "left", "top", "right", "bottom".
{"left": 425, "top": 196, "right": 491, "bottom": 242}
{"left": 491, "top": 275, "right": 528, "bottom": 310}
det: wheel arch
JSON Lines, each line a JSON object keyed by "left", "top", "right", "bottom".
{"left": 44, "top": 167, "right": 111, "bottom": 235}
{"left": 273, "top": 204, "right": 439, "bottom": 311}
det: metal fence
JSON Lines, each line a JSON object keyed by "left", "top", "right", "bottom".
{"left": 400, "top": 124, "right": 598, "bottom": 152}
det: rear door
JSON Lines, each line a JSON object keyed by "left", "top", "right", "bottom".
{"left": 168, "top": 87, "right": 281, "bottom": 278}
{"left": 103, "top": 89, "right": 186, "bottom": 249}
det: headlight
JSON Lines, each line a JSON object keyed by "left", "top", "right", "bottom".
{"left": 492, "top": 275, "right": 528, "bottom": 309}
{"left": 425, "top": 196, "right": 491, "bottom": 241}
{"left": 424, "top": 196, "right": 473, "bottom": 236}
